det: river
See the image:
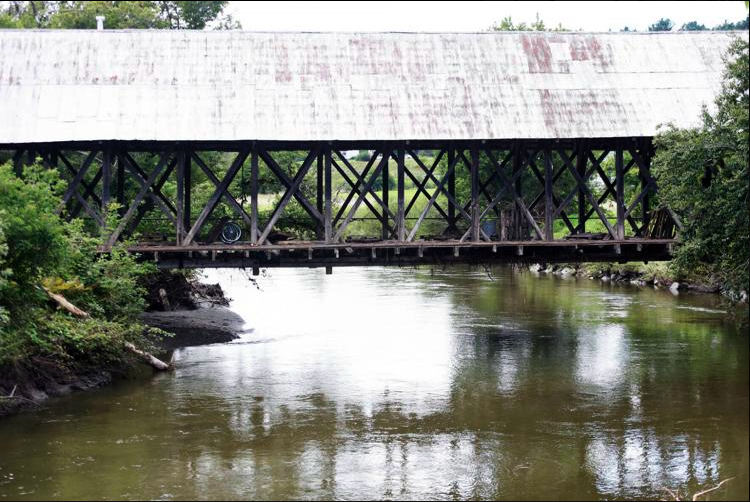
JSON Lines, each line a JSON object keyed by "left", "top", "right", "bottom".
{"left": 0, "top": 266, "right": 747, "bottom": 500}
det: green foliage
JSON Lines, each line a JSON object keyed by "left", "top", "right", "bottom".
{"left": 714, "top": 17, "right": 749, "bottom": 30}
{"left": 491, "top": 13, "right": 568, "bottom": 32}
{"left": 0, "top": 162, "right": 158, "bottom": 367}
{"left": 681, "top": 21, "right": 707, "bottom": 31}
{"left": 648, "top": 18, "right": 674, "bottom": 32}
{"left": 0, "top": 1, "right": 236, "bottom": 29}
{"left": 652, "top": 38, "right": 749, "bottom": 298}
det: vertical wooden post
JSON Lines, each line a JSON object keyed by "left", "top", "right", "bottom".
{"left": 513, "top": 140, "right": 523, "bottom": 239}
{"left": 397, "top": 146, "right": 405, "bottom": 241}
{"left": 316, "top": 150, "right": 324, "bottom": 239}
{"left": 447, "top": 148, "right": 456, "bottom": 230}
{"left": 176, "top": 151, "right": 185, "bottom": 245}
{"left": 382, "top": 148, "right": 390, "bottom": 240}
{"left": 576, "top": 140, "right": 587, "bottom": 234}
{"left": 250, "top": 146, "right": 259, "bottom": 244}
{"left": 324, "top": 147, "right": 332, "bottom": 243}
{"left": 544, "top": 148, "right": 554, "bottom": 241}
{"left": 470, "top": 145, "right": 480, "bottom": 242}
{"left": 116, "top": 153, "right": 126, "bottom": 217}
{"left": 12, "top": 150, "right": 24, "bottom": 176}
{"left": 615, "top": 148, "right": 625, "bottom": 240}
{"left": 101, "top": 150, "right": 112, "bottom": 216}
{"left": 640, "top": 139, "right": 651, "bottom": 236}
{"left": 184, "top": 151, "right": 191, "bottom": 238}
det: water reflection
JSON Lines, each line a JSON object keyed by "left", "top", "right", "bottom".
{"left": 0, "top": 267, "right": 746, "bottom": 500}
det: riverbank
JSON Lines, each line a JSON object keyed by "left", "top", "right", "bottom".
{"left": 0, "top": 272, "right": 242, "bottom": 419}
{"left": 527, "top": 261, "right": 746, "bottom": 300}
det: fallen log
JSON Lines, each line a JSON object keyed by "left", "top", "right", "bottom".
{"left": 43, "top": 287, "right": 90, "bottom": 318}
{"left": 124, "top": 342, "right": 172, "bottom": 371}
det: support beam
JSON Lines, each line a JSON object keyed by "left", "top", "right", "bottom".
{"left": 576, "top": 140, "right": 587, "bottom": 233}
{"left": 325, "top": 148, "right": 332, "bottom": 243}
{"left": 382, "top": 148, "right": 390, "bottom": 240}
{"left": 470, "top": 146, "right": 480, "bottom": 242}
{"left": 176, "top": 151, "right": 186, "bottom": 245}
{"left": 544, "top": 148, "right": 554, "bottom": 241}
{"left": 101, "top": 150, "right": 112, "bottom": 213}
{"left": 615, "top": 149, "right": 625, "bottom": 240}
{"left": 397, "top": 146, "right": 406, "bottom": 241}
{"left": 447, "top": 148, "right": 456, "bottom": 230}
{"left": 251, "top": 146, "right": 259, "bottom": 244}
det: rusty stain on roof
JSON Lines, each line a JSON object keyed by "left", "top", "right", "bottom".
{"left": 0, "top": 30, "right": 746, "bottom": 144}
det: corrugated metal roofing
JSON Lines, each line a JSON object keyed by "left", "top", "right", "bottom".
{"left": 0, "top": 30, "right": 745, "bottom": 144}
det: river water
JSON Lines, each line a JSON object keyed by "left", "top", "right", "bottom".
{"left": 0, "top": 267, "right": 747, "bottom": 500}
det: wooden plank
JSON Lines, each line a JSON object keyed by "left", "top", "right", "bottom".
{"left": 325, "top": 149, "right": 332, "bottom": 242}
{"left": 544, "top": 148, "right": 554, "bottom": 241}
{"left": 447, "top": 148, "right": 456, "bottom": 229}
{"left": 316, "top": 151, "right": 324, "bottom": 238}
{"left": 615, "top": 149, "right": 625, "bottom": 240}
{"left": 251, "top": 147, "right": 259, "bottom": 244}
{"left": 397, "top": 146, "right": 405, "bottom": 241}
{"left": 404, "top": 149, "right": 448, "bottom": 220}
{"left": 382, "top": 148, "right": 390, "bottom": 240}
{"left": 183, "top": 149, "right": 250, "bottom": 245}
{"left": 101, "top": 150, "right": 112, "bottom": 211}
{"left": 191, "top": 152, "right": 252, "bottom": 229}
{"left": 564, "top": 154, "right": 617, "bottom": 239}
{"left": 184, "top": 152, "right": 192, "bottom": 236}
{"left": 126, "top": 157, "right": 177, "bottom": 234}
{"left": 576, "top": 140, "right": 587, "bottom": 233}
{"left": 176, "top": 151, "right": 185, "bottom": 245}
{"left": 333, "top": 149, "right": 380, "bottom": 225}
{"left": 123, "top": 154, "right": 177, "bottom": 225}
{"left": 124, "top": 153, "right": 177, "bottom": 216}
{"left": 483, "top": 149, "right": 544, "bottom": 240}
{"left": 258, "top": 149, "right": 318, "bottom": 244}
{"left": 105, "top": 153, "right": 171, "bottom": 248}
{"left": 258, "top": 148, "right": 324, "bottom": 224}
{"left": 470, "top": 146, "right": 480, "bottom": 242}
{"left": 331, "top": 156, "right": 395, "bottom": 229}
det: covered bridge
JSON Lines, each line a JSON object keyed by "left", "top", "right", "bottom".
{"left": 0, "top": 30, "right": 743, "bottom": 269}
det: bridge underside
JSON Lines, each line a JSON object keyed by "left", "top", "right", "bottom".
{"left": 3, "top": 137, "right": 679, "bottom": 270}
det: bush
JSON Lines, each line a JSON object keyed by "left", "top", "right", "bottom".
{"left": 0, "top": 162, "right": 158, "bottom": 368}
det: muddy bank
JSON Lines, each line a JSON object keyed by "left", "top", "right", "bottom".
{"left": 1, "top": 272, "right": 242, "bottom": 418}
{"left": 0, "top": 367, "right": 113, "bottom": 417}
{"left": 141, "top": 307, "right": 246, "bottom": 350}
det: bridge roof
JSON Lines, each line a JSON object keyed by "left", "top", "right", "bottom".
{"left": 0, "top": 30, "right": 745, "bottom": 145}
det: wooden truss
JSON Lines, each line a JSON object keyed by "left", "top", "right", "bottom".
{"left": 8, "top": 138, "right": 662, "bottom": 250}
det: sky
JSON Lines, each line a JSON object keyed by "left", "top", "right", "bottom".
{"left": 226, "top": 1, "right": 748, "bottom": 32}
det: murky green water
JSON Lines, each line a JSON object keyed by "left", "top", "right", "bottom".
{"left": 0, "top": 267, "right": 747, "bottom": 501}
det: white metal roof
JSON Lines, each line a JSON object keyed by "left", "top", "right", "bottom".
{"left": 0, "top": 30, "right": 745, "bottom": 144}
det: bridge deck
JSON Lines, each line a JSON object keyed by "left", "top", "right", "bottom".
{"left": 126, "top": 238, "right": 676, "bottom": 270}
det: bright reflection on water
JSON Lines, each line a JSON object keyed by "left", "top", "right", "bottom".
{"left": 0, "top": 267, "right": 747, "bottom": 501}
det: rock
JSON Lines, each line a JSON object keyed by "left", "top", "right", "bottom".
{"left": 559, "top": 267, "right": 575, "bottom": 277}
{"left": 601, "top": 275, "right": 610, "bottom": 282}
{"left": 669, "top": 282, "right": 680, "bottom": 295}
{"left": 529, "top": 264, "right": 542, "bottom": 273}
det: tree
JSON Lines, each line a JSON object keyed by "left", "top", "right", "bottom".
{"left": 648, "top": 18, "right": 674, "bottom": 32}
{"left": 490, "top": 13, "right": 568, "bottom": 32}
{"left": 0, "top": 1, "right": 238, "bottom": 29}
{"left": 714, "top": 17, "right": 750, "bottom": 30}
{"left": 681, "top": 21, "right": 707, "bottom": 31}
{"left": 652, "top": 38, "right": 749, "bottom": 297}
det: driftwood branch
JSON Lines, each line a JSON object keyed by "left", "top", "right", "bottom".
{"left": 124, "top": 342, "right": 172, "bottom": 371}
{"left": 43, "top": 287, "right": 90, "bottom": 318}
{"left": 663, "top": 478, "right": 734, "bottom": 501}
{"left": 692, "top": 478, "right": 734, "bottom": 501}
{"left": 41, "top": 285, "right": 171, "bottom": 372}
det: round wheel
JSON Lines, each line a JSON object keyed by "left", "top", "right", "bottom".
{"left": 220, "top": 221, "right": 242, "bottom": 244}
